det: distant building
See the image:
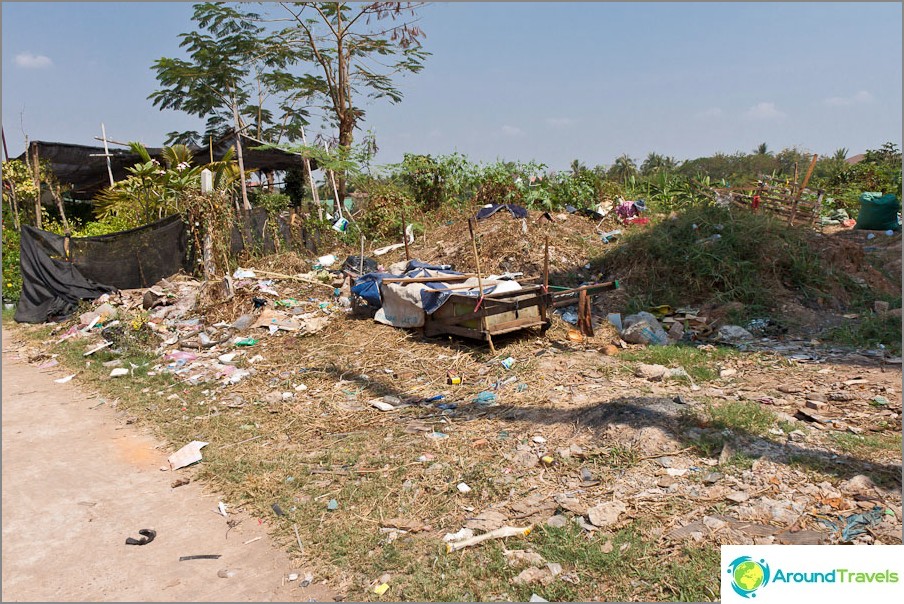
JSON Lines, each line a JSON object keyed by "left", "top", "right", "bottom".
{"left": 845, "top": 153, "right": 866, "bottom": 165}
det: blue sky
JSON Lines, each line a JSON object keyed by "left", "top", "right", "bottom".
{"left": 2, "top": 2, "right": 901, "bottom": 171}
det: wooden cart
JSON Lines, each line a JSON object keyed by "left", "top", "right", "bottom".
{"left": 423, "top": 281, "right": 617, "bottom": 342}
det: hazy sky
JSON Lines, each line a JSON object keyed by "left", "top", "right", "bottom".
{"left": 2, "top": 2, "right": 901, "bottom": 171}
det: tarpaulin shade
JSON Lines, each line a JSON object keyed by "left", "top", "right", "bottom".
{"left": 15, "top": 137, "right": 316, "bottom": 200}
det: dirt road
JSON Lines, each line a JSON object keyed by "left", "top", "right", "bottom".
{"left": 1, "top": 327, "right": 335, "bottom": 602}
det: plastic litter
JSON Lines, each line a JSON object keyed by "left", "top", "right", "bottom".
{"left": 473, "top": 391, "right": 497, "bottom": 406}
{"left": 233, "top": 268, "right": 256, "bottom": 279}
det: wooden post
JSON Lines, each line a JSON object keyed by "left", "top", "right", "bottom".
{"left": 790, "top": 154, "right": 818, "bottom": 225}
{"left": 468, "top": 217, "right": 495, "bottom": 353}
{"left": 299, "top": 125, "right": 321, "bottom": 220}
{"left": 543, "top": 235, "right": 549, "bottom": 291}
{"left": 30, "top": 142, "right": 42, "bottom": 229}
{"left": 401, "top": 207, "right": 411, "bottom": 262}
{"left": 578, "top": 289, "right": 594, "bottom": 337}
{"left": 1, "top": 127, "right": 21, "bottom": 229}
{"left": 100, "top": 123, "right": 115, "bottom": 187}
{"left": 231, "top": 100, "right": 251, "bottom": 210}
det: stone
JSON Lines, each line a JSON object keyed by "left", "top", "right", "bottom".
{"left": 465, "top": 510, "right": 508, "bottom": 532}
{"left": 703, "top": 472, "right": 723, "bottom": 485}
{"left": 554, "top": 494, "right": 587, "bottom": 516}
{"left": 778, "top": 384, "right": 804, "bottom": 394}
{"left": 546, "top": 515, "right": 568, "bottom": 529}
{"left": 726, "top": 491, "right": 750, "bottom": 503}
{"left": 587, "top": 500, "right": 627, "bottom": 527}
{"left": 512, "top": 566, "right": 554, "bottom": 586}
{"left": 504, "top": 550, "right": 546, "bottom": 568}
{"left": 602, "top": 344, "right": 620, "bottom": 356}
{"left": 635, "top": 363, "right": 669, "bottom": 381}
{"left": 658, "top": 476, "right": 676, "bottom": 488}
{"left": 512, "top": 450, "right": 539, "bottom": 469}
{"left": 805, "top": 400, "right": 827, "bottom": 411}
{"left": 702, "top": 516, "right": 727, "bottom": 531}
{"left": 655, "top": 456, "right": 674, "bottom": 468}
{"left": 621, "top": 312, "right": 669, "bottom": 346}
{"left": 839, "top": 475, "right": 876, "bottom": 497}
{"left": 719, "top": 368, "right": 738, "bottom": 378}
{"left": 715, "top": 325, "right": 753, "bottom": 342}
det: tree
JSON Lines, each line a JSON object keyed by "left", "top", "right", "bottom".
{"left": 640, "top": 152, "right": 676, "bottom": 176}
{"left": 608, "top": 154, "right": 637, "bottom": 185}
{"left": 272, "top": 2, "right": 429, "bottom": 199}
{"left": 150, "top": 3, "right": 312, "bottom": 210}
{"left": 570, "top": 159, "right": 587, "bottom": 177}
{"left": 832, "top": 147, "right": 849, "bottom": 161}
{"left": 755, "top": 142, "right": 770, "bottom": 155}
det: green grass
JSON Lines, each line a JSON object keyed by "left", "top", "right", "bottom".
{"left": 828, "top": 432, "right": 902, "bottom": 457}
{"left": 619, "top": 343, "right": 742, "bottom": 382}
{"left": 600, "top": 205, "right": 855, "bottom": 318}
{"left": 704, "top": 400, "right": 775, "bottom": 436}
{"left": 823, "top": 313, "right": 902, "bottom": 355}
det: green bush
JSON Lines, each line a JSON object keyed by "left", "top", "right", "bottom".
{"left": 602, "top": 206, "right": 839, "bottom": 315}
{"left": 2, "top": 222, "right": 21, "bottom": 302}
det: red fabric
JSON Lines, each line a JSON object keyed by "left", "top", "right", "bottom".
{"left": 752, "top": 195, "right": 761, "bottom": 210}
{"left": 625, "top": 217, "right": 650, "bottom": 226}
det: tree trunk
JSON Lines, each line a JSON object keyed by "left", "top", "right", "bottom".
{"left": 336, "top": 116, "right": 354, "bottom": 201}
{"left": 231, "top": 101, "right": 251, "bottom": 210}
{"left": 30, "top": 143, "right": 42, "bottom": 229}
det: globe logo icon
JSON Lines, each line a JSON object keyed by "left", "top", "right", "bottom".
{"left": 727, "top": 556, "right": 770, "bottom": 598}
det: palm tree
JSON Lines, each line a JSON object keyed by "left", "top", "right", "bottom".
{"left": 609, "top": 154, "right": 637, "bottom": 186}
{"left": 832, "top": 147, "right": 849, "bottom": 161}
{"left": 755, "top": 142, "right": 770, "bottom": 155}
{"left": 641, "top": 152, "right": 678, "bottom": 176}
{"left": 570, "top": 159, "right": 587, "bottom": 177}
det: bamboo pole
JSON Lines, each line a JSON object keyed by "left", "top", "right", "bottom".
{"left": 791, "top": 154, "right": 818, "bottom": 224}
{"left": 468, "top": 217, "right": 495, "bottom": 353}
{"left": 100, "top": 123, "right": 115, "bottom": 187}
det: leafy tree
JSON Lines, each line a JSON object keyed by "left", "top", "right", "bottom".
{"left": 272, "top": 2, "right": 429, "bottom": 199}
{"left": 150, "top": 3, "right": 310, "bottom": 209}
{"left": 832, "top": 147, "right": 849, "bottom": 161}
{"left": 754, "top": 142, "right": 770, "bottom": 155}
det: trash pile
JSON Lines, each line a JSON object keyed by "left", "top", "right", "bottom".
{"left": 50, "top": 267, "right": 353, "bottom": 387}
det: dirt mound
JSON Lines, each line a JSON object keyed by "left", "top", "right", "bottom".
{"left": 404, "top": 207, "right": 622, "bottom": 285}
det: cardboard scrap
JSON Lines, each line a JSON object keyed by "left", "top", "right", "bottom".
{"left": 168, "top": 441, "right": 209, "bottom": 470}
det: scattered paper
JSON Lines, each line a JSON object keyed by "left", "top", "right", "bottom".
{"left": 110, "top": 368, "right": 129, "bottom": 377}
{"left": 55, "top": 374, "right": 76, "bottom": 384}
{"left": 370, "top": 399, "right": 396, "bottom": 412}
{"left": 168, "top": 441, "right": 209, "bottom": 470}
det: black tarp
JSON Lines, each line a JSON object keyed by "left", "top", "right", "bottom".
{"left": 14, "top": 215, "right": 192, "bottom": 323}
{"left": 15, "top": 137, "right": 316, "bottom": 200}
